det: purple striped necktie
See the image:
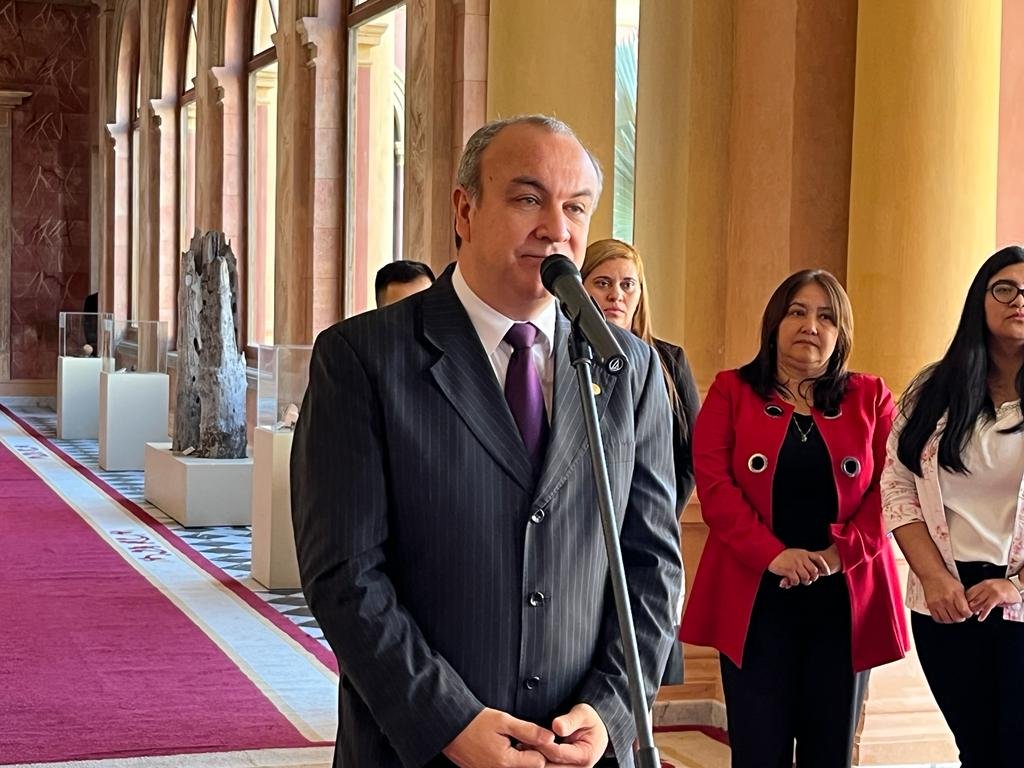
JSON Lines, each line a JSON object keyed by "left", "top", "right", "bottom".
{"left": 503, "top": 322, "right": 549, "bottom": 475}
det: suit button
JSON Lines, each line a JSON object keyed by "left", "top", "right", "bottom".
{"left": 524, "top": 676, "right": 541, "bottom": 690}
{"left": 528, "top": 591, "right": 546, "bottom": 607}
{"left": 530, "top": 508, "right": 546, "bottom": 524}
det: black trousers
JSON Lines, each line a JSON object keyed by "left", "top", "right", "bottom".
{"left": 912, "top": 560, "right": 1024, "bottom": 768}
{"left": 719, "top": 574, "right": 868, "bottom": 768}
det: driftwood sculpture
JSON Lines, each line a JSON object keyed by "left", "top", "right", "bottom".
{"left": 173, "top": 230, "right": 247, "bottom": 458}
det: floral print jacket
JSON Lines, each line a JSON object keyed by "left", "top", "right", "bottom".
{"left": 881, "top": 412, "right": 1024, "bottom": 621}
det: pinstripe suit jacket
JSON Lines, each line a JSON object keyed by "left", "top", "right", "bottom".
{"left": 290, "top": 269, "right": 681, "bottom": 767}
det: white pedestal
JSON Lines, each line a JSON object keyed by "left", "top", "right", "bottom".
{"left": 98, "top": 371, "right": 169, "bottom": 470}
{"left": 144, "top": 442, "right": 253, "bottom": 527}
{"left": 251, "top": 426, "right": 301, "bottom": 589}
{"left": 56, "top": 356, "right": 103, "bottom": 439}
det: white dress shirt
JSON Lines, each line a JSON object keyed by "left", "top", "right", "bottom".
{"left": 451, "top": 264, "right": 556, "bottom": 419}
{"left": 940, "top": 400, "right": 1024, "bottom": 564}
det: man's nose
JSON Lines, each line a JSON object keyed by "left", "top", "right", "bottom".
{"left": 535, "top": 205, "right": 570, "bottom": 243}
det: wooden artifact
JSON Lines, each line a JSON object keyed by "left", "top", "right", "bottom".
{"left": 173, "top": 230, "right": 248, "bottom": 458}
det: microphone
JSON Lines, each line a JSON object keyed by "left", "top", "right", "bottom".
{"left": 540, "top": 254, "right": 628, "bottom": 374}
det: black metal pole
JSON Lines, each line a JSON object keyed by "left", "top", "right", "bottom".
{"left": 567, "top": 327, "right": 661, "bottom": 768}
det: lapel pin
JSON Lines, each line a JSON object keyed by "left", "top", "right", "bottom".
{"left": 592, "top": 383, "right": 602, "bottom": 396}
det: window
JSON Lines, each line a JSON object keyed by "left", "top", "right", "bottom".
{"left": 613, "top": 0, "right": 639, "bottom": 242}
{"left": 253, "top": 0, "right": 277, "bottom": 55}
{"left": 247, "top": 0, "right": 279, "bottom": 345}
{"left": 180, "top": 1, "right": 197, "bottom": 252}
{"left": 345, "top": 3, "right": 406, "bottom": 316}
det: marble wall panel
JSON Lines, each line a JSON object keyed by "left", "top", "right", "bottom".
{"left": 0, "top": 1, "right": 95, "bottom": 379}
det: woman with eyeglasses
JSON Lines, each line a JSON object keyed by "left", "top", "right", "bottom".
{"left": 882, "top": 246, "right": 1024, "bottom": 768}
{"left": 581, "top": 238, "right": 700, "bottom": 685}
{"left": 680, "top": 269, "right": 908, "bottom": 768}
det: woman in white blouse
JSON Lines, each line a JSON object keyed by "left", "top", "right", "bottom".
{"left": 882, "top": 246, "right": 1024, "bottom": 768}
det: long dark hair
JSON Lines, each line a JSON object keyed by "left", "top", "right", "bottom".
{"left": 896, "top": 245, "right": 1024, "bottom": 476}
{"left": 738, "top": 269, "right": 852, "bottom": 412}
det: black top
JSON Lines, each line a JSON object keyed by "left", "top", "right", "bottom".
{"left": 771, "top": 412, "right": 838, "bottom": 551}
{"left": 654, "top": 339, "right": 701, "bottom": 511}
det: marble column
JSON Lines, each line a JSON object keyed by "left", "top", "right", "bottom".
{"left": 271, "top": 4, "right": 312, "bottom": 344}
{"left": 403, "top": 0, "right": 453, "bottom": 275}
{"left": 299, "top": 6, "right": 342, "bottom": 335}
{"left": 847, "top": 2, "right": 1001, "bottom": 395}
{"left": 486, "top": 0, "right": 616, "bottom": 239}
{"left": 0, "top": 90, "right": 32, "bottom": 382}
{"left": 845, "top": 3, "right": 1001, "bottom": 763}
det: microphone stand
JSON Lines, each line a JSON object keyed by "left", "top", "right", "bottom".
{"left": 566, "top": 320, "right": 661, "bottom": 768}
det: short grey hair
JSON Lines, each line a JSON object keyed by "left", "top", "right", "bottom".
{"left": 455, "top": 114, "right": 604, "bottom": 203}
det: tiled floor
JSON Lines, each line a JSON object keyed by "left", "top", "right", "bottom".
{"left": 6, "top": 403, "right": 327, "bottom": 646}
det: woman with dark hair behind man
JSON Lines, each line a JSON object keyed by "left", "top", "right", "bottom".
{"left": 581, "top": 238, "right": 700, "bottom": 685}
{"left": 680, "top": 269, "right": 908, "bottom": 768}
{"left": 882, "top": 245, "right": 1024, "bottom": 768}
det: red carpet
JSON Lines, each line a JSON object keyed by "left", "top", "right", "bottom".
{"left": 0, "top": 440, "right": 324, "bottom": 764}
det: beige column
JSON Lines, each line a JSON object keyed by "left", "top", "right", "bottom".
{"left": 0, "top": 91, "right": 31, "bottom": 382}
{"left": 403, "top": 0, "right": 453, "bottom": 274}
{"left": 845, "top": 3, "right": 1001, "bottom": 764}
{"left": 634, "top": 0, "right": 857, "bottom": 387}
{"left": 998, "top": 0, "right": 1024, "bottom": 246}
{"left": 273, "top": 0, "right": 313, "bottom": 344}
{"left": 135, "top": 0, "right": 159, "bottom": 322}
{"left": 95, "top": 0, "right": 116, "bottom": 313}
{"left": 107, "top": 123, "right": 131, "bottom": 320}
{"left": 630, "top": 0, "right": 863, "bottom": 740}
{"left": 486, "top": 0, "right": 615, "bottom": 240}
{"left": 194, "top": 0, "right": 224, "bottom": 232}
{"left": 295, "top": 6, "right": 344, "bottom": 338}
{"left": 847, "top": 2, "right": 1001, "bottom": 395}
{"left": 451, "top": 0, "right": 489, "bottom": 268}
{"left": 151, "top": 98, "right": 179, "bottom": 333}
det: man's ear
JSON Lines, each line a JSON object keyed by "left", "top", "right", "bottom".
{"left": 452, "top": 186, "right": 473, "bottom": 244}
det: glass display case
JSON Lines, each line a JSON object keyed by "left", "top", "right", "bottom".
{"left": 58, "top": 312, "right": 110, "bottom": 358}
{"left": 100, "top": 319, "right": 169, "bottom": 374}
{"left": 256, "top": 344, "right": 313, "bottom": 430}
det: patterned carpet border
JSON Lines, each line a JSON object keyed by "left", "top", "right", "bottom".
{"left": 0, "top": 402, "right": 337, "bottom": 675}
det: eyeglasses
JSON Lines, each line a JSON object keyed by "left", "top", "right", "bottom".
{"left": 989, "top": 280, "right": 1024, "bottom": 305}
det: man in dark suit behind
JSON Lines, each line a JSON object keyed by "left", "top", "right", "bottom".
{"left": 290, "top": 115, "right": 682, "bottom": 768}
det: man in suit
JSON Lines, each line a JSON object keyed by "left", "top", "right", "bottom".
{"left": 290, "top": 115, "right": 681, "bottom": 768}
{"left": 375, "top": 260, "right": 436, "bottom": 308}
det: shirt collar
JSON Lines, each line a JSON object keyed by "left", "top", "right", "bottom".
{"left": 452, "top": 263, "right": 556, "bottom": 357}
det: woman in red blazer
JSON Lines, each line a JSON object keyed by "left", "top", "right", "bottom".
{"left": 679, "top": 269, "right": 908, "bottom": 768}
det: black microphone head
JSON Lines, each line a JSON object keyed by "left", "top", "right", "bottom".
{"left": 540, "top": 254, "right": 580, "bottom": 292}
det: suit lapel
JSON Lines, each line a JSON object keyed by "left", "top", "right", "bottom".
{"left": 421, "top": 273, "right": 535, "bottom": 493}
{"left": 534, "top": 311, "right": 618, "bottom": 501}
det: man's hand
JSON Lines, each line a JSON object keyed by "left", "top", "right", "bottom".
{"left": 534, "top": 703, "right": 609, "bottom": 767}
{"left": 442, "top": 708, "right": 554, "bottom": 768}
{"left": 769, "top": 548, "right": 828, "bottom": 588}
{"left": 921, "top": 572, "right": 973, "bottom": 624}
{"left": 966, "top": 578, "right": 1024, "bottom": 622}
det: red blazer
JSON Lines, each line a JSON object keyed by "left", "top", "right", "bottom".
{"left": 679, "top": 369, "right": 909, "bottom": 672}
